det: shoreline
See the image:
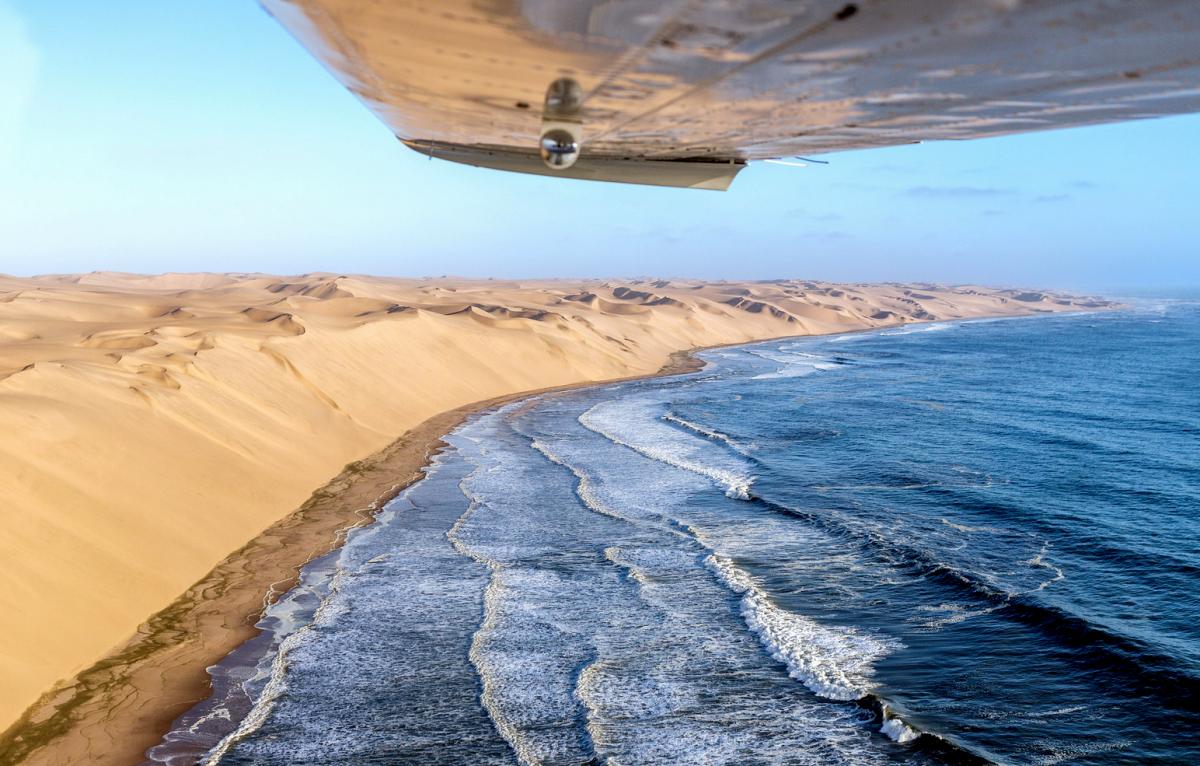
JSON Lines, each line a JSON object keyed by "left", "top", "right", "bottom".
{"left": 0, "top": 306, "right": 1115, "bottom": 766}
{"left": 0, "top": 350, "right": 706, "bottom": 766}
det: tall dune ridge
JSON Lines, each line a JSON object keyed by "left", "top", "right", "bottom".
{"left": 0, "top": 273, "right": 1112, "bottom": 762}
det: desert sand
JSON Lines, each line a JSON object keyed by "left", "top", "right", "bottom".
{"left": 0, "top": 274, "right": 1109, "bottom": 763}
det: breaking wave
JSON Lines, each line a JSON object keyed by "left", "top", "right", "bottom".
{"left": 580, "top": 399, "right": 756, "bottom": 499}
{"left": 706, "top": 553, "right": 900, "bottom": 701}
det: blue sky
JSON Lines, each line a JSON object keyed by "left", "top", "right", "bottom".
{"left": 1, "top": 1, "right": 1197, "bottom": 293}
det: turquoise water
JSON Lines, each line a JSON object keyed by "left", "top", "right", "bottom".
{"left": 151, "top": 303, "right": 1200, "bottom": 765}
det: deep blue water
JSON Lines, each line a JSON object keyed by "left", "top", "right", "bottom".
{"left": 151, "top": 303, "right": 1200, "bottom": 766}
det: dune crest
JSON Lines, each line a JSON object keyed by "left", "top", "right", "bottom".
{"left": 0, "top": 273, "right": 1110, "bottom": 732}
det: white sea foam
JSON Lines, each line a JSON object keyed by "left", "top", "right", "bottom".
{"left": 751, "top": 365, "right": 831, "bottom": 380}
{"left": 515, "top": 419, "right": 901, "bottom": 764}
{"left": 580, "top": 399, "right": 756, "bottom": 500}
{"left": 706, "top": 553, "right": 900, "bottom": 701}
{"left": 819, "top": 332, "right": 872, "bottom": 344}
{"left": 199, "top": 566, "right": 352, "bottom": 765}
{"left": 172, "top": 465, "right": 452, "bottom": 764}
{"left": 453, "top": 430, "right": 628, "bottom": 766}
{"left": 661, "top": 410, "right": 755, "bottom": 455}
{"left": 472, "top": 569, "right": 586, "bottom": 765}
{"left": 880, "top": 322, "right": 954, "bottom": 336}
{"left": 1032, "top": 738, "right": 1131, "bottom": 765}
{"left": 910, "top": 601, "right": 998, "bottom": 631}
{"left": 879, "top": 708, "right": 921, "bottom": 744}
{"left": 1031, "top": 704, "right": 1089, "bottom": 718}
{"left": 662, "top": 410, "right": 731, "bottom": 443}
{"left": 448, "top": 491, "right": 582, "bottom": 766}
{"left": 1025, "top": 542, "right": 1066, "bottom": 592}
{"left": 444, "top": 464, "right": 543, "bottom": 765}
{"left": 580, "top": 542, "right": 891, "bottom": 765}
{"left": 530, "top": 438, "right": 636, "bottom": 525}
{"left": 940, "top": 517, "right": 1002, "bottom": 534}
{"left": 604, "top": 544, "right": 701, "bottom": 580}
{"left": 746, "top": 348, "right": 840, "bottom": 380}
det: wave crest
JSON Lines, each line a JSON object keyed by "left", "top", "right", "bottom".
{"left": 706, "top": 553, "right": 900, "bottom": 701}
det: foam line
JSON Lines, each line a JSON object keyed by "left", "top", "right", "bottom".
{"left": 705, "top": 553, "right": 900, "bottom": 702}
{"left": 579, "top": 401, "right": 755, "bottom": 499}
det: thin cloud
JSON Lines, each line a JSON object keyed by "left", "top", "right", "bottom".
{"left": 831, "top": 180, "right": 890, "bottom": 192}
{"left": 787, "top": 208, "right": 843, "bottom": 222}
{"left": 866, "top": 163, "right": 919, "bottom": 174}
{"left": 808, "top": 230, "right": 852, "bottom": 241}
{"left": 1034, "top": 194, "right": 1071, "bottom": 203}
{"left": 901, "top": 185, "right": 1017, "bottom": 199}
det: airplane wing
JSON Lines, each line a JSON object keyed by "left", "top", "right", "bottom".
{"left": 260, "top": 1, "right": 1200, "bottom": 190}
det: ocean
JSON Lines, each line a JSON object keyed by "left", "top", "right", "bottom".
{"left": 149, "top": 302, "right": 1200, "bottom": 766}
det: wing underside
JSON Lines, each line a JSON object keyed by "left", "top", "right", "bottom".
{"left": 262, "top": 0, "right": 1200, "bottom": 189}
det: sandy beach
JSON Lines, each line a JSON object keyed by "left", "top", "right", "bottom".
{"left": 0, "top": 275, "right": 1110, "bottom": 765}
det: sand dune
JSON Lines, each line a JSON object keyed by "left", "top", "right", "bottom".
{"left": 0, "top": 274, "right": 1110, "bottom": 732}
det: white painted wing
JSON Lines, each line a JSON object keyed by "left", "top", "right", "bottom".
{"left": 261, "top": 1, "right": 1200, "bottom": 189}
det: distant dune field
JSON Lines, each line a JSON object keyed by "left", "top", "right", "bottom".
{"left": 0, "top": 273, "right": 1108, "bottom": 733}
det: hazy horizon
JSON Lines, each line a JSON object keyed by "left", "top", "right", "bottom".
{"left": 7, "top": 270, "right": 1196, "bottom": 301}
{"left": 1, "top": 1, "right": 1197, "bottom": 293}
